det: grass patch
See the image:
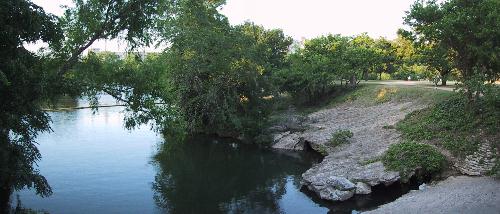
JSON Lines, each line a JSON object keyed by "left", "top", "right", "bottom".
{"left": 316, "top": 144, "right": 328, "bottom": 156}
{"left": 325, "top": 84, "right": 452, "bottom": 108}
{"left": 382, "top": 125, "right": 395, "bottom": 129}
{"left": 360, "top": 156, "right": 382, "bottom": 166}
{"left": 488, "top": 159, "right": 500, "bottom": 178}
{"left": 396, "top": 94, "right": 499, "bottom": 157}
{"left": 270, "top": 84, "right": 452, "bottom": 120}
{"left": 330, "top": 129, "right": 353, "bottom": 147}
{"left": 383, "top": 141, "right": 447, "bottom": 180}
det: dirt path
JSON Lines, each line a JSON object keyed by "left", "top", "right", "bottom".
{"left": 364, "top": 176, "right": 500, "bottom": 214}
{"left": 362, "top": 80, "right": 456, "bottom": 91}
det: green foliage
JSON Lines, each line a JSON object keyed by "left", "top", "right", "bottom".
{"left": 73, "top": 52, "right": 183, "bottom": 131}
{"left": 397, "top": 92, "right": 499, "bottom": 156}
{"left": 0, "top": 0, "right": 174, "bottom": 202}
{"left": 0, "top": 0, "right": 64, "bottom": 199}
{"left": 405, "top": 0, "right": 500, "bottom": 99}
{"left": 383, "top": 142, "right": 447, "bottom": 180}
{"left": 327, "top": 85, "right": 452, "bottom": 108}
{"left": 360, "top": 156, "right": 382, "bottom": 166}
{"left": 330, "top": 130, "right": 353, "bottom": 147}
{"left": 316, "top": 144, "right": 329, "bottom": 156}
{"left": 273, "top": 34, "right": 394, "bottom": 104}
{"left": 488, "top": 159, "right": 500, "bottom": 178}
{"left": 161, "top": 1, "right": 292, "bottom": 138}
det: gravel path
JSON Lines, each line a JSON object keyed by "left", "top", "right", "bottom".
{"left": 364, "top": 176, "right": 500, "bottom": 214}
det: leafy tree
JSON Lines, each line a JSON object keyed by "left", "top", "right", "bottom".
{"left": 0, "top": 0, "right": 63, "bottom": 208}
{"left": 159, "top": 0, "right": 292, "bottom": 138}
{"left": 373, "top": 38, "right": 397, "bottom": 80}
{"left": 274, "top": 35, "right": 348, "bottom": 102}
{"left": 73, "top": 52, "right": 182, "bottom": 131}
{"left": 405, "top": 0, "right": 500, "bottom": 100}
{"left": 56, "top": 0, "right": 167, "bottom": 74}
{"left": 0, "top": 0, "right": 171, "bottom": 208}
{"left": 417, "top": 42, "right": 454, "bottom": 85}
{"left": 349, "top": 34, "right": 378, "bottom": 82}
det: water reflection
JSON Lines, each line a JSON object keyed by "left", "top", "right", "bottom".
{"left": 151, "top": 135, "right": 325, "bottom": 214}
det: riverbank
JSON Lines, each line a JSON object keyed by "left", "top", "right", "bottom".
{"left": 364, "top": 176, "right": 500, "bottom": 214}
{"left": 270, "top": 84, "right": 498, "bottom": 206}
{"left": 270, "top": 85, "right": 453, "bottom": 201}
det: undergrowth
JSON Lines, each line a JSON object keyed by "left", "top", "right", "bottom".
{"left": 396, "top": 94, "right": 499, "bottom": 157}
{"left": 383, "top": 141, "right": 447, "bottom": 181}
{"left": 330, "top": 129, "right": 353, "bottom": 147}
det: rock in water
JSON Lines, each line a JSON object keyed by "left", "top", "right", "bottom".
{"left": 355, "top": 182, "right": 372, "bottom": 194}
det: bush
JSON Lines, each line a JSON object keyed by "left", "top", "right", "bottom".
{"left": 383, "top": 141, "right": 447, "bottom": 180}
{"left": 330, "top": 129, "right": 353, "bottom": 146}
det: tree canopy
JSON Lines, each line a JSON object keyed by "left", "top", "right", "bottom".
{"left": 404, "top": 0, "right": 499, "bottom": 98}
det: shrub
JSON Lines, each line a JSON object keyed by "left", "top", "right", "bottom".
{"left": 396, "top": 94, "right": 498, "bottom": 157}
{"left": 330, "top": 129, "right": 353, "bottom": 146}
{"left": 383, "top": 141, "right": 447, "bottom": 180}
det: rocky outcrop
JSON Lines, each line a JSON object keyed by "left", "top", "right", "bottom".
{"left": 271, "top": 101, "right": 424, "bottom": 201}
{"left": 355, "top": 182, "right": 372, "bottom": 194}
{"left": 364, "top": 176, "right": 500, "bottom": 214}
{"left": 456, "top": 142, "right": 498, "bottom": 176}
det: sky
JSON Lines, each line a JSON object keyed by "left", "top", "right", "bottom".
{"left": 29, "top": 0, "right": 417, "bottom": 52}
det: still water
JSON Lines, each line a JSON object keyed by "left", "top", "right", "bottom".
{"left": 16, "top": 106, "right": 329, "bottom": 213}
{"left": 16, "top": 99, "right": 417, "bottom": 213}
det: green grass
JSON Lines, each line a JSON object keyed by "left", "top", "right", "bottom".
{"left": 272, "top": 84, "right": 453, "bottom": 117}
{"left": 316, "top": 144, "right": 328, "bottom": 156}
{"left": 324, "top": 84, "right": 452, "bottom": 108}
{"left": 396, "top": 94, "right": 499, "bottom": 157}
{"left": 360, "top": 156, "right": 382, "bottom": 166}
{"left": 330, "top": 129, "right": 353, "bottom": 147}
{"left": 383, "top": 141, "right": 447, "bottom": 181}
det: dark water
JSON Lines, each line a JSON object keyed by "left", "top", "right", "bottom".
{"left": 14, "top": 98, "right": 419, "bottom": 213}
{"left": 15, "top": 106, "right": 330, "bottom": 213}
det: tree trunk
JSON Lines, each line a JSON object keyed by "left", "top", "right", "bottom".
{"left": 0, "top": 184, "right": 12, "bottom": 213}
{"left": 441, "top": 78, "right": 447, "bottom": 86}
{"left": 379, "top": 72, "right": 382, "bottom": 80}
{"left": 349, "top": 75, "right": 357, "bottom": 87}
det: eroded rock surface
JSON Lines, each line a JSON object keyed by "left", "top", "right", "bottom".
{"left": 271, "top": 101, "right": 424, "bottom": 201}
{"left": 364, "top": 176, "right": 500, "bottom": 214}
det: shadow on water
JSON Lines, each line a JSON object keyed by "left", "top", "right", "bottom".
{"left": 151, "top": 134, "right": 324, "bottom": 214}
{"left": 151, "top": 134, "right": 427, "bottom": 214}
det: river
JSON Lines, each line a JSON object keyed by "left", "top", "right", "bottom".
{"left": 14, "top": 97, "right": 417, "bottom": 213}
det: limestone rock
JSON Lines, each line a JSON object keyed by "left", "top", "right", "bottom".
{"left": 272, "top": 132, "right": 303, "bottom": 151}
{"left": 355, "top": 182, "right": 372, "bottom": 194}
{"left": 273, "top": 102, "right": 423, "bottom": 202}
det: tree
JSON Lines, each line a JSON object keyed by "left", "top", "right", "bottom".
{"left": 158, "top": 0, "right": 292, "bottom": 138}
{"left": 349, "top": 34, "right": 378, "bottom": 82}
{"left": 373, "top": 38, "right": 397, "bottom": 80}
{"left": 417, "top": 42, "right": 454, "bottom": 86}
{"left": 0, "top": 0, "right": 170, "bottom": 209}
{"left": 0, "top": 0, "right": 63, "bottom": 208}
{"left": 405, "top": 0, "right": 500, "bottom": 100}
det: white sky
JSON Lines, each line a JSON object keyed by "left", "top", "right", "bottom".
{"left": 29, "top": 0, "right": 416, "bottom": 52}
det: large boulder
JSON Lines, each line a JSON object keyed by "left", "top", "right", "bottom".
{"left": 302, "top": 174, "right": 356, "bottom": 201}
{"left": 355, "top": 182, "right": 372, "bottom": 194}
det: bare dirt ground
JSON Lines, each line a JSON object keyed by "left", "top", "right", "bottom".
{"left": 362, "top": 80, "right": 456, "bottom": 91}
